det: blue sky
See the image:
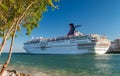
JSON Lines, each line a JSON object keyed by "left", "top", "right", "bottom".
{"left": 3, "top": 0, "right": 120, "bottom": 52}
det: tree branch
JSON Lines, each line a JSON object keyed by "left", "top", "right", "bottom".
{"left": 0, "top": 18, "right": 18, "bottom": 55}
{"left": 0, "top": 1, "right": 36, "bottom": 55}
{"left": 0, "top": 26, "right": 16, "bottom": 75}
{"left": 0, "top": 2, "right": 35, "bottom": 71}
{"left": 0, "top": 0, "right": 2, "bottom": 4}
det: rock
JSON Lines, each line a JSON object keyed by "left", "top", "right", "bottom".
{"left": 2, "top": 70, "right": 29, "bottom": 76}
{"left": 2, "top": 70, "right": 8, "bottom": 76}
{"left": 19, "top": 73, "right": 30, "bottom": 76}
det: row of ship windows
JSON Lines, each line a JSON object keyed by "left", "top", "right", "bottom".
{"left": 24, "top": 37, "right": 91, "bottom": 44}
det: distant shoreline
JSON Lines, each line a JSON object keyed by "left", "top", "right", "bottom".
{"left": 106, "top": 51, "right": 120, "bottom": 54}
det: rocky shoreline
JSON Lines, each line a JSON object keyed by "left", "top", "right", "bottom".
{"left": 0, "top": 69, "right": 54, "bottom": 76}
{"left": 2, "top": 70, "right": 29, "bottom": 76}
{"left": 106, "top": 51, "right": 120, "bottom": 54}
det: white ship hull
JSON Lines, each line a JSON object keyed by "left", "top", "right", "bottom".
{"left": 24, "top": 45, "right": 92, "bottom": 54}
{"left": 24, "top": 48, "right": 91, "bottom": 54}
{"left": 24, "top": 47, "right": 109, "bottom": 54}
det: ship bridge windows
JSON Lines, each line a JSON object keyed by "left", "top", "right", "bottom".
{"left": 25, "top": 39, "right": 42, "bottom": 44}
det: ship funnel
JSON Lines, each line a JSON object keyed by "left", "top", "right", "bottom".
{"left": 67, "top": 23, "right": 81, "bottom": 36}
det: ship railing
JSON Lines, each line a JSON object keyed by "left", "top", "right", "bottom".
{"left": 47, "top": 35, "right": 76, "bottom": 42}
{"left": 45, "top": 34, "right": 85, "bottom": 42}
{"left": 25, "top": 39, "right": 43, "bottom": 44}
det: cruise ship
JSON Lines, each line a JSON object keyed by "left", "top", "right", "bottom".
{"left": 23, "top": 24, "right": 111, "bottom": 54}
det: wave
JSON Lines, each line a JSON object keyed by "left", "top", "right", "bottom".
{"left": 6, "top": 65, "right": 61, "bottom": 76}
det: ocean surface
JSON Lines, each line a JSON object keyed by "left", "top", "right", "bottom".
{"left": 0, "top": 53, "right": 120, "bottom": 76}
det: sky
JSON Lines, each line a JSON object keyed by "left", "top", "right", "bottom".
{"left": 2, "top": 0, "right": 120, "bottom": 52}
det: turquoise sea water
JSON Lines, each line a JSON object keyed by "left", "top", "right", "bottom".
{"left": 0, "top": 53, "right": 120, "bottom": 76}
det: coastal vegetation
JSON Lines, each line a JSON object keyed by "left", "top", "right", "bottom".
{"left": 0, "top": 0, "right": 59, "bottom": 75}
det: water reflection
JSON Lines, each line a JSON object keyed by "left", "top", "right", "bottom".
{"left": 94, "top": 54, "right": 112, "bottom": 76}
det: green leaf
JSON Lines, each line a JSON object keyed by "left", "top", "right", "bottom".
{"left": 0, "top": 3, "right": 8, "bottom": 11}
{"left": 10, "top": 0, "right": 15, "bottom": 3}
{"left": 0, "top": 0, "right": 59, "bottom": 37}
